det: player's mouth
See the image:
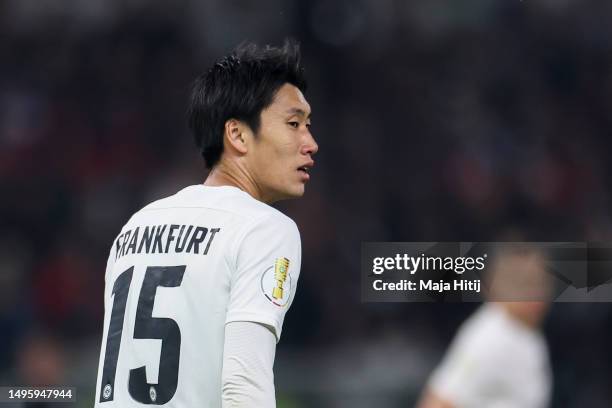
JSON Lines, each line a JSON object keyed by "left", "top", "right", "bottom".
{"left": 297, "top": 161, "right": 314, "bottom": 181}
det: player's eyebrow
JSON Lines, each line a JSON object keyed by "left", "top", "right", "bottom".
{"left": 286, "top": 107, "right": 311, "bottom": 118}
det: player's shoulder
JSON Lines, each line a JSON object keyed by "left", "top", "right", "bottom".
{"left": 452, "top": 306, "right": 507, "bottom": 351}
{"left": 229, "top": 191, "right": 300, "bottom": 239}
{"left": 457, "top": 305, "right": 539, "bottom": 356}
{"left": 122, "top": 184, "right": 297, "bottom": 232}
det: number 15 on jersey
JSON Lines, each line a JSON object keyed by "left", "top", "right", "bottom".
{"left": 99, "top": 265, "right": 186, "bottom": 405}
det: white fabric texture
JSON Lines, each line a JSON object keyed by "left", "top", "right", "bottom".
{"left": 225, "top": 211, "right": 301, "bottom": 341}
{"left": 222, "top": 321, "right": 277, "bottom": 408}
{"left": 429, "top": 304, "right": 551, "bottom": 408}
{"left": 94, "top": 185, "right": 301, "bottom": 408}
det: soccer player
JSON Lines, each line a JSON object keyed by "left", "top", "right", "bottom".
{"left": 417, "top": 248, "right": 553, "bottom": 408}
{"left": 94, "top": 40, "right": 317, "bottom": 407}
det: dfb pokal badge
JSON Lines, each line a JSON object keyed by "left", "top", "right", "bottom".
{"left": 261, "top": 257, "right": 292, "bottom": 307}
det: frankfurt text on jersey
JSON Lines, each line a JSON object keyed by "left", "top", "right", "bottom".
{"left": 114, "top": 225, "right": 221, "bottom": 260}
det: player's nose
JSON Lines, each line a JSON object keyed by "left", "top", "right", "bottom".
{"left": 301, "top": 131, "right": 318, "bottom": 156}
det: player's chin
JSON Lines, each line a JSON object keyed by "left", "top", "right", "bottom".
{"left": 290, "top": 185, "right": 306, "bottom": 198}
{"left": 269, "top": 184, "right": 305, "bottom": 203}
{"left": 285, "top": 183, "right": 306, "bottom": 199}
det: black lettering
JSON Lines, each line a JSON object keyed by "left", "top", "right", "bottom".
{"left": 174, "top": 225, "right": 190, "bottom": 253}
{"left": 165, "top": 225, "right": 180, "bottom": 253}
{"left": 138, "top": 226, "right": 155, "bottom": 254}
{"left": 126, "top": 227, "right": 140, "bottom": 255}
{"left": 203, "top": 228, "right": 221, "bottom": 255}
{"left": 152, "top": 225, "right": 168, "bottom": 253}
{"left": 120, "top": 230, "right": 132, "bottom": 257}
{"left": 115, "top": 233, "right": 124, "bottom": 260}
{"left": 186, "top": 227, "right": 208, "bottom": 254}
{"left": 176, "top": 225, "right": 194, "bottom": 253}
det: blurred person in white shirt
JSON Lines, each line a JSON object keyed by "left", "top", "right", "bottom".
{"left": 418, "top": 247, "right": 553, "bottom": 408}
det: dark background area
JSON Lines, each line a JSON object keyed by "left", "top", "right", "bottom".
{"left": 1, "top": 0, "right": 612, "bottom": 406}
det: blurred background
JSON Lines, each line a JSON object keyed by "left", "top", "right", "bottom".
{"left": 1, "top": 0, "right": 612, "bottom": 406}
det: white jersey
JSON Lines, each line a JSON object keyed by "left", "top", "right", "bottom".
{"left": 429, "top": 304, "right": 552, "bottom": 408}
{"left": 94, "top": 185, "right": 301, "bottom": 408}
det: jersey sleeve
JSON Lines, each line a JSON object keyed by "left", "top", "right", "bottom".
{"left": 222, "top": 321, "right": 277, "bottom": 407}
{"left": 225, "top": 213, "right": 301, "bottom": 341}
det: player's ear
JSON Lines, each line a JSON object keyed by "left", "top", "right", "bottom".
{"left": 223, "top": 119, "right": 249, "bottom": 154}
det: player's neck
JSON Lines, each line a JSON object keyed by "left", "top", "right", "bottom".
{"left": 204, "top": 162, "right": 267, "bottom": 203}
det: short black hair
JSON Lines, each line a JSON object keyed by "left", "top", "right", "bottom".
{"left": 188, "top": 39, "right": 307, "bottom": 169}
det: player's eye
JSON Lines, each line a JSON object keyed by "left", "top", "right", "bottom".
{"left": 288, "top": 121, "right": 299, "bottom": 129}
{"left": 306, "top": 122, "right": 312, "bottom": 130}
